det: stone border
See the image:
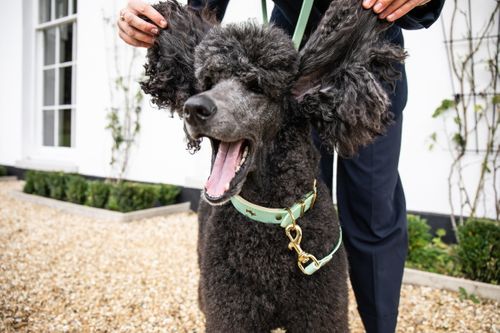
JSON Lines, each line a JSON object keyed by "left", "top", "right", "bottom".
{"left": 9, "top": 189, "right": 191, "bottom": 222}
{"left": 0, "top": 176, "right": 18, "bottom": 182}
{"left": 403, "top": 268, "right": 500, "bottom": 302}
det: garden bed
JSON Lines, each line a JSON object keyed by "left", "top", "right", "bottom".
{"left": 403, "top": 268, "right": 500, "bottom": 302}
{"left": 406, "top": 214, "right": 499, "bottom": 292}
{"left": 16, "top": 170, "right": 188, "bottom": 221}
{"left": 9, "top": 189, "right": 190, "bottom": 222}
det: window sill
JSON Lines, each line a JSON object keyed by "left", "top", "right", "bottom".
{"left": 15, "top": 158, "right": 78, "bottom": 173}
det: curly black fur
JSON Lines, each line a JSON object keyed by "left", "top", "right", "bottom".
{"left": 141, "top": 0, "right": 406, "bottom": 331}
{"left": 294, "top": 0, "right": 406, "bottom": 156}
{"left": 141, "top": 1, "right": 216, "bottom": 114}
{"left": 195, "top": 22, "right": 300, "bottom": 100}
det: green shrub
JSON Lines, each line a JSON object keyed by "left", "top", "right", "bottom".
{"left": 457, "top": 219, "right": 499, "bottom": 284}
{"left": 85, "top": 181, "right": 112, "bottom": 208}
{"left": 407, "top": 214, "right": 432, "bottom": 256}
{"left": 22, "top": 170, "right": 181, "bottom": 213}
{"left": 106, "top": 182, "right": 159, "bottom": 212}
{"left": 406, "top": 215, "right": 458, "bottom": 275}
{"left": 46, "top": 172, "right": 67, "bottom": 200}
{"left": 0, "top": 166, "right": 7, "bottom": 177}
{"left": 158, "top": 184, "right": 181, "bottom": 205}
{"left": 24, "top": 170, "right": 50, "bottom": 197}
{"left": 23, "top": 170, "right": 36, "bottom": 194}
{"left": 65, "top": 175, "right": 88, "bottom": 204}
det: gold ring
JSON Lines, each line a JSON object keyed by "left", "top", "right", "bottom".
{"left": 120, "top": 10, "right": 126, "bottom": 21}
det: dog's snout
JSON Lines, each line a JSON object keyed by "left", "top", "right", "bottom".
{"left": 184, "top": 95, "right": 217, "bottom": 122}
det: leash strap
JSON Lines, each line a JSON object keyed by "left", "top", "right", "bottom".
{"left": 303, "top": 226, "right": 342, "bottom": 275}
{"left": 261, "top": 0, "right": 268, "bottom": 24}
{"left": 260, "top": 0, "right": 315, "bottom": 49}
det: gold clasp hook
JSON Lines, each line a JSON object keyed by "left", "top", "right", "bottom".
{"left": 285, "top": 208, "right": 320, "bottom": 274}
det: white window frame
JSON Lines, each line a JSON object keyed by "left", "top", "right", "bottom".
{"left": 35, "top": 0, "right": 77, "bottom": 149}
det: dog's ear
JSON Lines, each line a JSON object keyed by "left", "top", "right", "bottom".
{"left": 141, "top": 1, "right": 216, "bottom": 115}
{"left": 292, "top": 0, "right": 406, "bottom": 157}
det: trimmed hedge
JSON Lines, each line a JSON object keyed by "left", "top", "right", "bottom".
{"left": 46, "top": 172, "right": 66, "bottom": 200}
{"left": 65, "top": 175, "right": 88, "bottom": 204}
{"left": 406, "top": 214, "right": 458, "bottom": 275}
{"left": 407, "top": 214, "right": 500, "bottom": 284}
{"left": 0, "top": 165, "right": 7, "bottom": 177}
{"left": 22, "top": 170, "right": 181, "bottom": 213}
{"left": 86, "top": 181, "right": 112, "bottom": 208}
{"left": 24, "top": 170, "right": 50, "bottom": 197}
{"left": 106, "top": 182, "right": 159, "bottom": 212}
{"left": 457, "top": 219, "right": 499, "bottom": 285}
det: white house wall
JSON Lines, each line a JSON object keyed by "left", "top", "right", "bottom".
{"left": 0, "top": 1, "right": 24, "bottom": 165}
{"left": 0, "top": 0, "right": 497, "bottom": 218}
{"left": 402, "top": 1, "right": 498, "bottom": 218}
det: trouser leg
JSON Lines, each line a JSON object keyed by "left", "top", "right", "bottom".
{"left": 312, "top": 112, "right": 407, "bottom": 333}
{"left": 336, "top": 114, "right": 407, "bottom": 333}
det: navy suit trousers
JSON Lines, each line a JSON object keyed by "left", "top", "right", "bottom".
{"left": 313, "top": 84, "right": 408, "bottom": 333}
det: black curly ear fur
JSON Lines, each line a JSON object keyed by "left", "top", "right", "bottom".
{"left": 140, "top": 1, "right": 216, "bottom": 115}
{"left": 294, "top": 0, "right": 407, "bottom": 157}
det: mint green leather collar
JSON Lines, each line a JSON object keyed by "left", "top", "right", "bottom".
{"left": 230, "top": 186, "right": 317, "bottom": 228}
{"left": 229, "top": 181, "right": 342, "bottom": 275}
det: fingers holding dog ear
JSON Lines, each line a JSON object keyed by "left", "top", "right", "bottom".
{"left": 118, "top": 0, "right": 168, "bottom": 48}
{"left": 362, "top": 0, "right": 431, "bottom": 22}
{"left": 117, "top": 16, "right": 156, "bottom": 47}
{"left": 118, "top": 29, "right": 151, "bottom": 48}
{"left": 127, "top": 0, "right": 167, "bottom": 28}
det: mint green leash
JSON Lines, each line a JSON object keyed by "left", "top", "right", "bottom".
{"left": 261, "top": 0, "right": 268, "bottom": 25}
{"left": 261, "top": 0, "right": 315, "bottom": 49}
{"left": 230, "top": 180, "right": 343, "bottom": 275}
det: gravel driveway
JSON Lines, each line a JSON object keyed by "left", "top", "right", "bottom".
{"left": 0, "top": 181, "right": 498, "bottom": 332}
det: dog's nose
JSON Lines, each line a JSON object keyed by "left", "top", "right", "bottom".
{"left": 184, "top": 95, "right": 217, "bottom": 122}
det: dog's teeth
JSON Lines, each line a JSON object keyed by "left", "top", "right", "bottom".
{"left": 224, "top": 183, "right": 230, "bottom": 191}
{"left": 235, "top": 165, "right": 240, "bottom": 173}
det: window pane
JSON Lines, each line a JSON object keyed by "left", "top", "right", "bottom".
{"left": 43, "top": 69, "right": 55, "bottom": 106}
{"left": 44, "top": 28, "right": 56, "bottom": 65}
{"left": 59, "top": 24, "right": 73, "bottom": 63}
{"left": 39, "top": 0, "right": 51, "bottom": 23}
{"left": 58, "top": 109, "right": 72, "bottom": 147}
{"left": 43, "top": 110, "right": 55, "bottom": 146}
{"left": 59, "top": 66, "right": 72, "bottom": 105}
{"left": 73, "top": 0, "right": 77, "bottom": 13}
{"left": 55, "top": 0, "right": 68, "bottom": 19}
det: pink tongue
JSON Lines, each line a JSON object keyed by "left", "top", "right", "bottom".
{"left": 205, "top": 140, "right": 244, "bottom": 198}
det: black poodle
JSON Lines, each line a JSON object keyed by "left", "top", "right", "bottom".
{"left": 141, "top": 0, "right": 405, "bottom": 331}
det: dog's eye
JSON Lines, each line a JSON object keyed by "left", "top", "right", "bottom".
{"left": 247, "top": 81, "right": 263, "bottom": 94}
{"left": 203, "top": 78, "right": 214, "bottom": 90}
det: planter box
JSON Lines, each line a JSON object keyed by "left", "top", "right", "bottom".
{"left": 9, "top": 189, "right": 191, "bottom": 222}
{"left": 403, "top": 268, "right": 500, "bottom": 302}
{"left": 0, "top": 176, "right": 18, "bottom": 182}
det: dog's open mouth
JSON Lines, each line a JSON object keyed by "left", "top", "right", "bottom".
{"left": 204, "top": 138, "right": 253, "bottom": 204}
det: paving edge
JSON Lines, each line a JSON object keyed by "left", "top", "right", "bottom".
{"left": 403, "top": 268, "right": 500, "bottom": 302}
{"left": 8, "top": 189, "right": 192, "bottom": 222}
{"left": 0, "top": 176, "right": 18, "bottom": 182}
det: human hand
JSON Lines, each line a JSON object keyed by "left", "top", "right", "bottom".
{"left": 118, "top": 0, "right": 167, "bottom": 48}
{"left": 362, "top": 0, "right": 432, "bottom": 22}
